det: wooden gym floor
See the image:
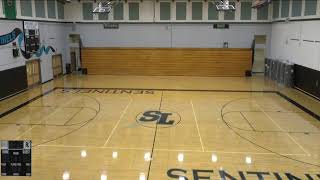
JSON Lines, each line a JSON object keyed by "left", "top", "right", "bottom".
{"left": 0, "top": 74, "right": 319, "bottom": 179}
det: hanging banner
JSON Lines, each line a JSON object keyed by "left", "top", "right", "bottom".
{"left": 3, "top": 0, "right": 17, "bottom": 20}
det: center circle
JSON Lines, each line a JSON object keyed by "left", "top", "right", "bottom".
{"left": 136, "top": 109, "right": 181, "bottom": 129}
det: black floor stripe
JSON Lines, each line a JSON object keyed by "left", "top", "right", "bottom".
{"left": 146, "top": 91, "right": 163, "bottom": 180}
{"left": 0, "top": 88, "right": 56, "bottom": 119}
{"left": 56, "top": 87, "right": 277, "bottom": 93}
{"left": 240, "top": 112, "right": 256, "bottom": 131}
{"left": 277, "top": 92, "right": 320, "bottom": 121}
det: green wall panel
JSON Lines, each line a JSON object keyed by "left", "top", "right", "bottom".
{"left": 241, "top": 2, "right": 252, "bottom": 20}
{"left": 273, "top": 0, "right": 279, "bottom": 18}
{"left": 20, "top": 0, "right": 32, "bottom": 17}
{"left": 224, "top": 2, "right": 235, "bottom": 20}
{"left": 83, "top": 3, "right": 93, "bottom": 20}
{"left": 35, "top": 0, "right": 45, "bottom": 18}
{"left": 291, "top": 0, "right": 302, "bottom": 17}
{"left": 208, "top": 2, "right": 218, "bottom": 20}
{"left": 98, "top": 13, "right": 108, "bottom": 20}
{"left": 305, "top": 0, "right": 317, "bottom": 16}
{"left": 3, "top": 0, "right": 16, "bottom": 19}
{"left": 192, "top": 2, "right": 202, "bottom": 20}
{"left": 257, "top": 5, "right": 268, "bottom": 20}
{"left": 129, "top": 3, "right": 139, "bottom": 20}
{"left": 160, "top": 2, "right": 170, "bottom": 20}
{"left": 58, "top": 1, "right": 64, "bottom": 19}
{"left": 113, "top": 3, "right": 123, "bottom": 20}
{"left": 47, "top": 0, "right": 56, "bottom": 19}
{"left": 176, "top": 2, "right": 186, "bottom": 20}
{"left": 281, "top": 0, "right": 289, "bottom": 18}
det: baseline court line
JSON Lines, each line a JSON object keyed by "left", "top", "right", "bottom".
{"left": 191, "top": 100, "right": 205, "bottom": 152}
{"left": 103, "top": 96, "right": 133, "bottom": 147}
{"left": 254, "top": 100, "right": 311, "bottom": 156}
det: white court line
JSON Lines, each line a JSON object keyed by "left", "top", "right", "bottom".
{"left": 254, "top": 100, "right": 311, "bottom": 156}
{"left": 14, "top": 125, "right": 38, "bottom": 140}
{"left": 14, "top": 95, "right": 85, "bottom": 140}
{"left": 155, "top": 148, "right": 203, "bottom": 153}
{"left": 14, "top": 106, "right": 61, "bottom": 140}
{"left": 39, "top": 144, "right": 151, "bottom": 151}
{"left": 37, "top": 144, "right": 308, "bottom": 156}
{"left": 103, "top": 96, "right": 133, "bottom": 147}
{"left": 190, "top": 100, "right": 205, "bottom": 152}
{"left": 205, "top": 150, "right": 308, "bottom": 156}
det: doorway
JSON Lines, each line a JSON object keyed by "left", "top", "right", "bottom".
{"left": 252, "top": 35, "right": 267, "bottom": 73}
{"left": 52, "top": 54, "right": 63, "bottom": 78}
{"left": 26, "top": 59, "right": 41, "bottom": 87}
{"left": 70, "top": 51, "right": 77, "bottom": 72}
{"left": 69, "top": 34, "right": 81, "bottom": 72}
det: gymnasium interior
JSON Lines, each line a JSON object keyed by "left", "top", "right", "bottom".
{"left": 0, "top": 0, "right": 319, "bottom": 179}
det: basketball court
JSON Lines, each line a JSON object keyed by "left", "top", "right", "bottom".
{"left": 0, "top": 0, "right": 320, "bottom": 179}
{"left": 0, "top": 75, "right": 319, "bottom": 179}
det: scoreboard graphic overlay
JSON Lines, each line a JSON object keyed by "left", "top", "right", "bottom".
{"left": 1, "top": 140, "right": 32, "bottom": 176}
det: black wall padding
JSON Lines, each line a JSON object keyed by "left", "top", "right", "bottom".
{"left": 294, "top": 64, "right": 320, "bottom": 99}
{"left": 0, "top": 66, "right": 28, "bottom": 100}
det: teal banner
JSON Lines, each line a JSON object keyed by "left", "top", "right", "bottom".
{"left": 3, "top": 0, "right": 16, "bottom": 19}
{"left": 0, "top": 28, "right": 56, "bottom": 59}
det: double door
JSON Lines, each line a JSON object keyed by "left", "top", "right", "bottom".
{"left": 252, "top": 35, "right": 267, "bottom": 73}
{"left": 26, "top": 59, "right": 41, "bottom": 87}
{"left": 52, "top": 54, "right": 63, "bottom": 77}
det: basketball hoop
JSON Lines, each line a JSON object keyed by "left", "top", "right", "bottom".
{"left": 93, "top": 2, "right": 113, "bottom": 14}
{"left": 215, "top": 0, "right": 236, "bottom": 11}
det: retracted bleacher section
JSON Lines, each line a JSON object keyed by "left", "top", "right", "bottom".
{"left": 82, "top": 48, "right": 253, "bottom": 77}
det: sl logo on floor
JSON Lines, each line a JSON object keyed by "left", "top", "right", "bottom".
{"left": 136, "top": 110, "right": 181, "bottom": 128}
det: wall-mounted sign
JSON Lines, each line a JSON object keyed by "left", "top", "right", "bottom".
{"left": 24, "top": 21, "right": 39, "bottom": 30}
{"left": 103, "top": 23, "right": 119, "bottom": 29}
{"left": 213, "top": 24, "right": 229, "bottom": 29}
{"left": 23, "top": 21, "right": 40, "bottom": 54}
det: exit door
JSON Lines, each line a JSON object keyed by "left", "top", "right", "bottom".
{"left": 252, "top": 35, "right": 267, "bottom": 73}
